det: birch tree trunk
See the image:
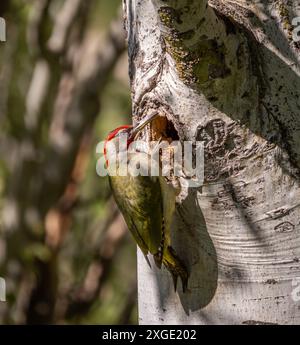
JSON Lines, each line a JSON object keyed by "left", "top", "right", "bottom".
{"left": 124, "top": 0, "right": 300, "bottom": 325}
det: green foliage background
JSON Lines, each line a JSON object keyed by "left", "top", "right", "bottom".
{"left": 0, "top": 0, "right": 136, "bottom": 324}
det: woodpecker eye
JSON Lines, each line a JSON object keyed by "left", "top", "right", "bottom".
{"left": 114, "top": 128, "right": 132, "bottom": 141}
{"left": 118, "top": 128, "right": 130, "bottom": 135}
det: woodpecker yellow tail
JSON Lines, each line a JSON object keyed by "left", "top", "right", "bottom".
{"left": 162, "top": 246, "right": 188, "bottom": 292}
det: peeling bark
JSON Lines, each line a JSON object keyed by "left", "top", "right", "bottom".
{"left": 124, "top": 0, "right": 300, "bottom": 324}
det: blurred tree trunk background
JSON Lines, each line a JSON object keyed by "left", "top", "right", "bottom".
{"left": 0, "top": 0, "right": 136, "bottom": 325}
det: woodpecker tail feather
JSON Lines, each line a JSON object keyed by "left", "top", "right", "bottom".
{"left": 153, "top": 254, "right": 162, "bottom": 269}
{"left": 162, "top": 246, "right": 189, "bottom": 293}
{"left": 153, "top": 217, "right": 165, "bottom": 269}
{"left": 143, "top": 253, "right": 152, "bottom": 268}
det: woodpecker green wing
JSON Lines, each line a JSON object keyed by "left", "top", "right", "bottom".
{"left": 109, "top": 174, "right": 163, "bottom": 258}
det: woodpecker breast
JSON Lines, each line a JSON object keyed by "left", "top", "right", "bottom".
{"left": 109, "top": 153, "right": 163, "bottom": 259}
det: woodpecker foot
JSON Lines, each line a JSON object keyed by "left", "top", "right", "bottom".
{"left": 163, "top": 246, "right": 189, "bottom": 293}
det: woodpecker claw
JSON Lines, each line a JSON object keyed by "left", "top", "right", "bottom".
{"left": 181, "top": 275, "right": 189, "bottom": 293}
{"left": 171, "top": 273, "right": 178, "bottom": 292}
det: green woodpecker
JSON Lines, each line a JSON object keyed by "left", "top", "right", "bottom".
{"left": 104, "top": 114, "right": 188, "bottom": 292}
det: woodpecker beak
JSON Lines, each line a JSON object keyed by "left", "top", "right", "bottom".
{"left": 129, "top": 113, "right": 159, "bottom": 141}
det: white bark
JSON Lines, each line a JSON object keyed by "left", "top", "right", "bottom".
{"left": 124, "top": 0, "right": 300, "bottom": 324}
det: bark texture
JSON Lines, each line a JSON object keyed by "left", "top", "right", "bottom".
{"left": 124, "top": 0, "right": 300, "bottom": 324}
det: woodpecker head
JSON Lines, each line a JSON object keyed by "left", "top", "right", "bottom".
{"left": 104, "top": 113, "right": 159, "bottom": 166}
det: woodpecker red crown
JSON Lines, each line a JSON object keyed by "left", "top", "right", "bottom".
{"left": 104, "top": 125, "right": 132, "bottom": 166}
{"left": 104, "top": 113, "right": 160, "bottom": 167}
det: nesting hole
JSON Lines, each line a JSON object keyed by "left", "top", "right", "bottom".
{"left": 150, "top": 116, "right": 180, "bottom": 142}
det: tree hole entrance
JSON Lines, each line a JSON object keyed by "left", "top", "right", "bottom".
{"left": 150, "top": 116, "right": 179, "bottom": 142}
